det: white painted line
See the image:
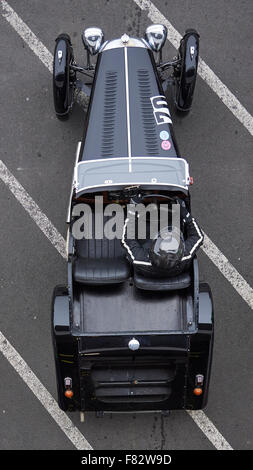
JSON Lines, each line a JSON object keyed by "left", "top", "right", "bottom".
{"left": 0, "top": 158, "right": 235, "bottom": 451}
{"left": 0, "top": 0, "right": 88, "bottom": 110}
{"left": 187, "top": 410, "right": 233, "bottom": 450}
{"left": 133, "top": 0, "right": 253, "bottom": 138}
{"left": 0, "top": 0, "right": 242, "bottom": 450}
{"left": 202, "top": 233, "right": 253, "bottom": 310}
{"left": 1, "top": 157, "right": 251, "bottom": 316}
{"left": 0, "top": 160, "right": 67, "bottom": 260}
{"left": 0, "top": 332, "right": 92, "bottom": 450}
{"left": 1, "top": 0, "right": 53, "bottom": 73}
{"left": 0, "top": 160, "right": 93, "bottom": 449}
{"left": 2, "top": 0, "right": 253, "bottom": 138}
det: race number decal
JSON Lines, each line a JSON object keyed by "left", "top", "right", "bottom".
{"left": 150, "top": 95, "right": 172, "bottom": 125}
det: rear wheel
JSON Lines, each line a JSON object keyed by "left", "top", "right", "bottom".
{"left": 53, "top": 33, "right": 76, "bottom": 120}
{"left": 174, "top": 29, "right": 200, "bottom": 113}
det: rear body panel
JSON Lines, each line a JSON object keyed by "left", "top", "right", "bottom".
{"left": 78, "top": 343, "right": 188, "bottom": 412}
{"left": 52, "top": 281, "right": 213, "bottom": 412}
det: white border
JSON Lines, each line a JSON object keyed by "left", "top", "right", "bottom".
{"left": 75, "top": 157, "right": 190, "bottom": 193}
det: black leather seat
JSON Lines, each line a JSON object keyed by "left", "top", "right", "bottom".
{"left": 74, "top": 257, "right": 130, "bottom": 285}
{"left": 134, "top": 270, "right": 191, "bottom": 291}
{"left": 73, "top": 218, "right": 130, "bottom": 285}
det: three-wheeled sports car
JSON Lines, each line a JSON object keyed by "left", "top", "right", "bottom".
{"left": 52, "top": 25, "right": 213, "bottom": 418}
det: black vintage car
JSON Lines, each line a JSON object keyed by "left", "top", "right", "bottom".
{"left": 52, "top": 25, "right": 213, "bottom": 419}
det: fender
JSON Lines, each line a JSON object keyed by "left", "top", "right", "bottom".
{"left": 51, "top": 285, "right": 80, "bottom": 411}
{"left": 186, "top": 282, "right": 214, "bottom": 409}
{"left": 53, "top": 34, "right": 74, "bottom": 118}
{"left": 175, "top": 30, "right": 200, "bottom": 112}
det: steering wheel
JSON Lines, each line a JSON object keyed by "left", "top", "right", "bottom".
{"left": 129, "top": 192, "right": 177, "bottom": 204}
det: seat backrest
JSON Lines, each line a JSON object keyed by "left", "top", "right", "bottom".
{"left": 74, "top": 213, "right": 125, "bottom": 259}
{"left": 73, "top": 213, "right": 130, "bottom": 285}
{"left": 75, "top": 236, "right": 124, "bottom": 259}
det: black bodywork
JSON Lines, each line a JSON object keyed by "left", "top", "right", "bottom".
{"left": 52, "top": 30, "right": 214, "bottom": 414}
{"left": 80, "top": 47, "right": 179, "bottom": 160}
{"left": 52, "top": 268, "right": 213, "bottom": 412}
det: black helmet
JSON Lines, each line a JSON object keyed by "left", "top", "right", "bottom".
{"left": 150, "top": 226, "right": 185, "bottom": 270}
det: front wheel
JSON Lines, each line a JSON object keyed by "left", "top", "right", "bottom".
{"left": 174, "top": 29, "right": 200, "bottom": 113}
{"left": 53, "top": 33, "right": 76, "bottom": 120}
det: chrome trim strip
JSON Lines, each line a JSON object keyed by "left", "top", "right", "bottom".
{"left": 73, "top": 141, "right": 82, "bottom": 188}
{"left": 124, "top": 46, "right": 132, "bottom": 173}
{"left": 141, "top": 38, "right": 152, "bottom": 49}
{"left": 102, "top": 37, "right": 148, "bottom": 51}
{"left": 99, "top": 40, "right": 109, "bottom": 52}
{"left": 76, "top": 156, "right": 189, "bottom": 166}
{"left": 67, "top": 141, "right": 81, "bottom": 223}
{"left": 65, "top": 226, "right": 70, "bottom": 257}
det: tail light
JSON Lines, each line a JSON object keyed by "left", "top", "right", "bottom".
{"left": 64, "top": 377, "right": 74, "bottom": 398}
{"left": 193, "top": 374, "right": 204, "bottom": 396}
{"left": 195, "top": 374, "right": 204, "bottom": 386}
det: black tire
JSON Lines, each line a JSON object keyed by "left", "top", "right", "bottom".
{"left": 53, "top": 33, "right": 75, "bottom": 120}
{"left": 174, "top": 29, "right": 200, "bottom": 113}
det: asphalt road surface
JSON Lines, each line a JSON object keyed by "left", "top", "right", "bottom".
{"left": 0, "top": 0, "right": 253, "bottom": 450}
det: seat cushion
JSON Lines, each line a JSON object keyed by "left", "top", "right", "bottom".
{"left": 73, "top": 214, "right": 130, "bottom": 285}
{"left": 134, "top": 270, "right": 191, "bottom": 291}
{"left": 73, "top": 257, "right": 131, "bottom": 285}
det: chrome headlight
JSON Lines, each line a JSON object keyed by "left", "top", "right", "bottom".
{"left": 145, "top": 24, "right": 167, "bottom": 52}
{"left": 82, "top": 27, "right": 104, "bottom": 55}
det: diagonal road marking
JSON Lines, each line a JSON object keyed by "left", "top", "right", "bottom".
{"left": 202, "top": 233, "right": 253, "bottom": 309}
{"left": 0, "top": 160, "right": 67, "bottom": 259}
{"left": 2, "top": 0, "right": 249, "bottom": 450}
{"left": 0, "top": 158, "right": 233, "bottom": 450}
{"left": 133, "top": 0, "right": 253, "bottom": 138}
{"left": 0, "top": 332, "right": 93, "bottom": 450}
{"left": 0, "top": 162, "right": 91, "bottom": 450}
{"left": 187, "top": 410, "right": 232, "bottom": 450}
{"left": 1, "top": 0, "right": 253, "bottom": 312}
{"left": 0, "top": 0, "right": 88, "bottom": 110}
{"left": 1, "top": 0, "right": 53, "bottom": 72}
{"left": 2, "top": 0, "right": 253, "bottom": 138}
